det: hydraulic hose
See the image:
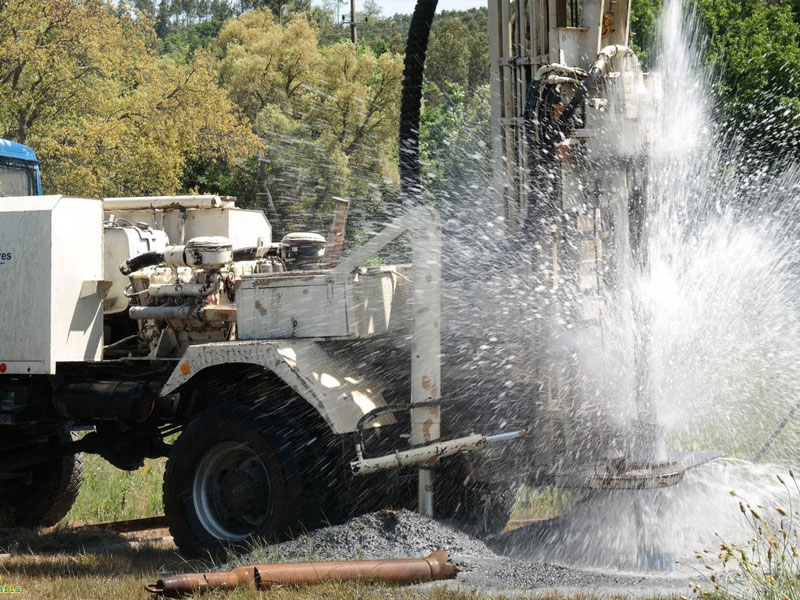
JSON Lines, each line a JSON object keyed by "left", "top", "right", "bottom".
{"left": 556, "top": 45, "right": 631, "bottom": 128}
{"left": 399, "top": 0, "right": 438, "bottom": 205}
{"left": 232, "top": 246, "right": 259, "bottom": 261}
{"left": 523, "top": 80, "right": 541, "bottom": 150}
{"left": 120, "top": 251, "right": 164, "bottom": 275}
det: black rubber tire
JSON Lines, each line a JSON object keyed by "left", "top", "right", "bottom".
{"left": 163, "top": 403, "right": 301, "bottom": 558}
{"left": 0, "top": 428, "right": 83, "bottom": 528}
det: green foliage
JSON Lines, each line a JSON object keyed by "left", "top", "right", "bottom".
{"left": 630, "top": 0, "right": 800, "bottom": 156}
{"left": 67, "top": 454, "right": 165, "bottom": 523}
{"left": 695, "top": 0, "right": 800, "bottom": 146}
{"left": 426, "top": 19, "right": 471, "bottom": 92}
{"left": 215, "top": 9, "right": 403, "bottom": 235}
{"left": 630, "top": 0, "right": 661, "bottom": 67}
{"left": 160, "top": 17, "right": 226, "bottom": 55}
{"left": 0, "top": 0, "right": 258, "bottom": 197}
{"left": 420, "top": 81, "right": 492, "bottom": 210}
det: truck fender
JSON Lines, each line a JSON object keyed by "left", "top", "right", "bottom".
{"left": 160, "top": 340, "right": 394, "bottom": 434}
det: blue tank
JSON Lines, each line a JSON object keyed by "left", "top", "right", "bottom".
{"left": 0, "top": 139, "right": 42, "bottom": 196}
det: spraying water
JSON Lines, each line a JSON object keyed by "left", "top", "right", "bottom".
{"left": 493, "top": 0, "right": 800, "bottom": 570}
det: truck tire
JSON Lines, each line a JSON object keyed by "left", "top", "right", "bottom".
{"left": 163, "top": 403, "right": 301, "bottom": 557}
{"left": 0, "top": 428, "right": 83, "bottom": 528}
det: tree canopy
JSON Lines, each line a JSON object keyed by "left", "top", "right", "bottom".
{"left": 0, "top": 0, "right": 258, "bottom": 196}
{"left": 2, "top": 0, "right": 800, "bottom": 233}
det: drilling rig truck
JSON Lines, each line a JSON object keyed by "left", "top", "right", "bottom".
{"left": 0, "top": 0, "right": 713, "bottom": 557}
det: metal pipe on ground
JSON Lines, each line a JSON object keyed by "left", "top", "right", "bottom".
{"left": 145, "top": 550, "right": 457, "bottom": 597}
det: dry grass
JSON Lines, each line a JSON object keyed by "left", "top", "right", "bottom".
{"left": 0, "top": 525, "right": 682, "bottom": 599}
{"left": 0, "top": 545, "right": 556, "bottom": 599}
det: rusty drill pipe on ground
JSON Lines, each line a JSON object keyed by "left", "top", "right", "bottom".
{"left": 145, "top": 550, "right": 457, "bottom": 597}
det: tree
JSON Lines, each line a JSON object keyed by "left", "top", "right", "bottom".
{"left": 217, "top": 10, "right": 319, "bottom": 121}
{"left": 422, "top": 18, "right": 470, "bottom": 92}
{"left": 629, "top": 0, "right": 800, "bottom": 154}
{"left": 363, "top": 0, "right": 382, "bottom": 18}
{"left": 216, "top": 10, "right": 403, "bottom": 233}
{"left": 419, "top": 81, "right": 492, "bottom": 208}
{"left": 0, "top": 0, "right": 258, "bottom": 196}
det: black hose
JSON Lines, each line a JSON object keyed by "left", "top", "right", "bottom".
{"left": 523, "top": 83, "right": 563, "bottom": 237}
{"left": 356, "top": 400, "right": 455, "bottom": 458}
{"left": 399, "top": 0, "right": 438, "bottom": 205}
{"left": 120, "top": 251, "right": 164, "bottom": 275}
{"left": 556, "top": 66, "right": 603, "bottom": 128}
{"left": 232, "top": 247, "right": 259, "bottom": 261}
{"left": 523, "top": 79, "right": 541, "bottom": 150}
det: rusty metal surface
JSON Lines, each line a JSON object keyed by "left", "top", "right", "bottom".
{"left": 146, "top": 550, "right": 457, "bottom": 597}
{"left": 584, "top": 450, "right": 724, "bottom": 490}
{"left": 324, "top": 198, "right": 350, "bottom": 268}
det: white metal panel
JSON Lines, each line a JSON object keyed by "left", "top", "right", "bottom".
{"left": 160, "top": 340, "right": 394, "bottom": 434}
{"left": 237, "top": 273, "right": 353, "bottom": 339}
{"left": 106, "top": 207, "right": 271, "bottom": 247}
{"left": 0, "top": 196, "right": 103, "bottom": 374}
{"left": 351, "top": 267, "right": 411, "bottom": 337}
{"left": 184, "top": 208, "right": 271, "bottom": 248}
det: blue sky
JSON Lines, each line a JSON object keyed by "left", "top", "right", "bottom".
{"left": 317, "top": 1, "right": 486, "bottom": 16}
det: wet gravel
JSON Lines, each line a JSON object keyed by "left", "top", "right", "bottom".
{"left": 222, "top": 509, "right": 694, "bottom": 597}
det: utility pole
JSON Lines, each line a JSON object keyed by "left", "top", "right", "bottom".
{"left": 342, "top": 0, "right": 365, "bottom": 56}
{"left": 350, "top": 0, "right": 358, "bottom": 50}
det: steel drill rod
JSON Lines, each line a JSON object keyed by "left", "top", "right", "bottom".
{"left": 145, "top": 550, "right": 457, "bottom": 597}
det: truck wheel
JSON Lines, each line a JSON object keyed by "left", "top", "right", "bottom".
{"left": 0, "top": 428, "right": 83, "bottom": 528}
{"left": 163, "top": 403, "right": 300, "bottom": 557}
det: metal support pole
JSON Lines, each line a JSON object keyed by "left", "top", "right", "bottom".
{"left": 350, "top": 0, "right": 358, "bottom": 51}
{"left": 410, "top": 208, "right": 442, "bottom": 518}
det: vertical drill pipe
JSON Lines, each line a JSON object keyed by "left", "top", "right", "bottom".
{"left": 411, "top": 208, "right": 442, "bottom": 517}
{"left": 146, "top": 551, "right": 457, "bottom": 597}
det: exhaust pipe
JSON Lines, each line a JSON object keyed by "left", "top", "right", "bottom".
{"left": 145, "top": 550, "right": 457, "bottom": 597}
{"left": 324, "top": 197, "right": 350, "bottom": 268}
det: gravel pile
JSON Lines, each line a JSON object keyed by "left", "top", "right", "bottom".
{"left": 218, "top": 509, "right": 689, "bottom": 596}
{"left": 224, "top": 509, "right": 491, "bottom": 566}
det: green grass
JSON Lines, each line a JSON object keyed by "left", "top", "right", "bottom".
{"left": 66, "top": 454, "right": 166, "bottom": 524}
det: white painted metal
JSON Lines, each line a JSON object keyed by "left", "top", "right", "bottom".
{"left": 236, "top": 267, "right": 411, "bottom": 340}
{"left": 409, "top": 207, "right": 442, "bottom": 516}
{"left": 237, "top": 273, "right": 354, "bottom": 339}
{"left": 160, "top": 340, "right": 394, "bottom": 434}
{"left": 103, "top": 195, "right": 234, "bottom": 210}
{"left": 184, "top": 209, "right": 271, "bottom": 249}
{"left": 103, "top": 224, "right": 168, "bottom": 314}
{"left": 350, "top": 430, "right": 527, "bottom": 476}
{"left": 105, "top": 206, "right": 271, "bottom": 248}
{"left": 350, "top": 434, "right": 487, "bottom": 476}
{"left": 0, "top": 196, "right": 104, "bottom": 374}
{"left": 488, "top": 0, "right": 634, "bottom": 226}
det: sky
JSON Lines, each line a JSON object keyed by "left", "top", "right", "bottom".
{"left": 317, "top": 1, "right": 486, "bottom": 16}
